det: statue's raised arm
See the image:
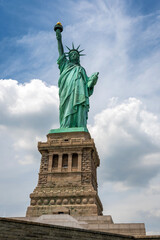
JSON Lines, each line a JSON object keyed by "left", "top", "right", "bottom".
{"left": 54, "top": 22, "right": 64, "bottom": 57}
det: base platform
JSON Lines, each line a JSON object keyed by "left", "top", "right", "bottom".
{"left": 11, "top": 214, "right": 146, "bottom": 236}
{"left": 49, "top": 127, "right": 88, "bottom": 133}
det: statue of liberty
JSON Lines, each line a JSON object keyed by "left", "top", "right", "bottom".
{"left": 54, "top": 22, "right": 99, "bottom": 129}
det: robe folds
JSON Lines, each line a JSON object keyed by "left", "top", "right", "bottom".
{"left": 57, "top": 54, "right": 94, "bottom": 128}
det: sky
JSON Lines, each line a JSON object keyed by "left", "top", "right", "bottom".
{"left": 0, "top": 0, "right": 160, "bottom": 235}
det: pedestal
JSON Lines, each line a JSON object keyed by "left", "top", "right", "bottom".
{"left": 26, "top": 131, "right": 103, "bottom": 217}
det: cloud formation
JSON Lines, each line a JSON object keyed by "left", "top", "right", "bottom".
{"left": 0, "top": 79, "right": 58, "bottom": 130}
{"left": 0, "top": 79, "right": 58, "bottom": 166}
{"left": 90, "top": 98, "right": 160, "bottom": 187}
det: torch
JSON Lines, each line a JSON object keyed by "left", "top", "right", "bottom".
{"left": 54, "top": 22, "right": 63, "bottom": 33}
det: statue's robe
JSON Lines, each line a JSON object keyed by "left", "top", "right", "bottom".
{"left": 57, "top": 54, "right": 94, "bottom": 128}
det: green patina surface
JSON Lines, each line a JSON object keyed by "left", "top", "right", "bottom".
{"left": 49, "top": 127, "right": 88, "bottom": 134}
{"left": 53, "top": 22, "right": 99, "bottom": 131}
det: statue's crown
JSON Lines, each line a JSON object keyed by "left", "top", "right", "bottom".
{"left": 65, "top": 43, "right": 85, "bottom": 56}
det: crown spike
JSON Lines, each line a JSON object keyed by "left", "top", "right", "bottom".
{"left": 77, "top": 45, "right": 81, "bottom": 50}
{"left": 72, "top": 42, "right": 75, "bottom": 49}
{"left": 79, "top": 49, "right": 85, "bottom": 53}
{"left": 65, "top": 45, "right": 71, "bottom": 51}
{"left": 79, "top": 54, "right": 86, "bottom": 56}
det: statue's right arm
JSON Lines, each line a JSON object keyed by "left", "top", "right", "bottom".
{"left": 88, "top": 72, "right": 99, "bottom": 88}
{"left": 56, "top": 29, "right": 64, "bottom": 57}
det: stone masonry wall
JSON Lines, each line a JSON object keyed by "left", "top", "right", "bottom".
{"left": 0, "top": 218, "right": 160, "bottom": 240}
{"left": 81, "top": 148, "right": 92, "bottom": 185}
{"left": 38, "top": 151, "right": 49, "bottom": 185}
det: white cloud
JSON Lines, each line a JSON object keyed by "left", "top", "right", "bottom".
{"left": 0, "top": 79, "right": 59, "bottom": 129}
{"left": 0, "top": 79, "right": 58, "bottom": 114}
{"left": 0, "top": 79, "right": 59, "bottom": 166}
{"left": 141, "top": 153, "right": 160, "bottom": 166}
{"left": 18, "top": 154, "right": 35, "bottom": 165}
{"left": 89, "top": 97, "right": 160, "bottom": 187}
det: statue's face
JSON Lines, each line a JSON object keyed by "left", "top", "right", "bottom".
{"left": 69, "top": 50, "right": 80, "bottom": 64}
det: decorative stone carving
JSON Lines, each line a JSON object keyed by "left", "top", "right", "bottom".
{"left": 38, "top": 174, "right": 47, "bottom": 185}
{"left": 82, "top": 149, "right": 91, "bottom": 172}
{"left": 37, "top": 199, "right": 42, "bottom": 205}
{"left": 31, "top": 199, "right": 36, "bottom": 205}
{"left": 56, "top": 199, "right": 62, "bottom": 205}
{"left": 40, "top": 151, "right": 49, "bottom": 173}
{"left": 50, "top": 199, "right": 55, "bottom": 205}
{"left": 76, "top": 198, "right": 81, "bottom": 204}
{"left": 81, "top": 172, "right": 91, "bottom": 184}
{"left": 63, "top": 199, "right": 68, "bottom": 204}
{"left": 89, "top": 198, "right": 94, "bottom": 204}
{"left": 82, "top": 198, "right": 88, "bottom": 204}
{"left": 44, "top": 199, "right": 49, "bottom": 205}
{"left": 70, "top": 198, "right": 75, "bottom": 204}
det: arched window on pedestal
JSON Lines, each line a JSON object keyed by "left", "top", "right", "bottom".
{"left": 72, "top": 153, "right": 78, "bottom": 168}
{"left": 62, "top": 154, "right": 68, "bottom": 168}
{"left": 52, "top": 154, "right": 58, "bottom": 168}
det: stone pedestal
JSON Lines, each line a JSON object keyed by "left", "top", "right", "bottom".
{"left": 26, "top": 131, "right": 103, "bottom": 217}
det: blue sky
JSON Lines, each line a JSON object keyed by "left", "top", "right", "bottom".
{"left": 0, "top": 0, "right": 160, "bottom": 235}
